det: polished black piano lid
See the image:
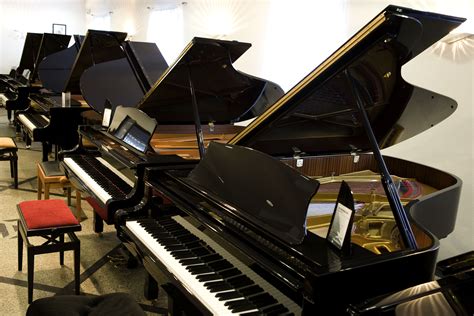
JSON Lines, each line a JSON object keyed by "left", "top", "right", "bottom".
{"left": 229, "top": 6, "right": 466, "bottom": 156}
{"left": 137, "top": 37, "right": 282, "bottom": 124}
{"left": 31, "top": 33, "right": 71, "bottom": 82}
{"left": 38, "top": 35, "right": 84, "bottom": 93}
{"left": 79, "top": 40, "right": 168, "bottom": 113}
{"left": 17, "top": 33, "right": 43, "bottom": 75}
{"left": 64, "top": 30, "right": 128, "bottom": 94}
{"left": 186, "top": 142, "right": 320, "bottom": 245}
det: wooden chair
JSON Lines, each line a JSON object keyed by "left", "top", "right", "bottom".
{"left": 0, "top": 137, "right": 18, "bottom": 188}
{"left": 37, "top": 161, "right": 82, "bottom": 221}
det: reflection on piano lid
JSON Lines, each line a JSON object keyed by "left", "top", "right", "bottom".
{"left": 38, "top": 35, "right": 84, "bottom": 93}
{"left": 122, "top": 6, "right": 465, "bottom": 315}
{"left": 64, "top": 30, "right": 128, "bottom": 95}
{"left": 347, "top": 268, "right": 474, "bottom": 315}
{"left": 16, "top": 33, "right": 43, "bottom": 76}
{"left": 137, "top": 37, "right": 284, "bottom": 124}
{"left": 30, "top": 33, "right": 71, "bottom": 82}
{"left": 79, "top": 39, "right": 168, "bottom": 113}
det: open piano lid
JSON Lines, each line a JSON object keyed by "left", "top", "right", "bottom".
{"left": 17, "top": 33, "right": 43, "bottom": 76}
{"left": 229, "top": 5, "right": 466, "bottom": 156}
{"left": 79, "top": 40, "right": 168, "bottom": 113}
{"left": 31, "top": 33, "right": 71, "bottom": 82}
{"left": 38, "top": 35, "right": 84, "bottom": 93}
{"left": 64, "top": 30, "right": 128, "bottom": 94}
{"left": 137, "top": 37, "right": 282, "bottom": 124}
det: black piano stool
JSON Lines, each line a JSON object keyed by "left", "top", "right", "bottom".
{"left": 26, "top": 293, "right": 145, "bottom": 316}
{"left": 17, "top": 199, "right": 81, "bottom": 304}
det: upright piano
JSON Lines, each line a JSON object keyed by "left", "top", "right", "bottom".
{"left": 62, "top": 37, "right": 284, "bottom": 233}
{"left": 119, "top": 6, "right": 464, "bottom": 315}
{"left": 17, "top": 29, "right": 168, "bottom": 161}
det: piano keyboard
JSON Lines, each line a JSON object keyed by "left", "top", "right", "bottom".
{"left": 63, "top": 156, "right": 134, "bottom": 205}
{"left": 18, "top": 113, "right": 50, "bottom": 132}
{"left": 126, "top": 215, "right": 301, "bottom": 315}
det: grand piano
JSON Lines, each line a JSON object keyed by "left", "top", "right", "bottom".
{"left": 0, "top": 32, "right": 70, "bottom": 122}
{"left": 118, "top": 5, "right": 465, "bottom": 315}
{"left": 17, "top": 29, "right": 168, "bottom": 161}
{"left": 61, "top": 37, "right": 284, "bottom": 233}
{"left": 0, "top": 32, "right": 42, "bottom": 97}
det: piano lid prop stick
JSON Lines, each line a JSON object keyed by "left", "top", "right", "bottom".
{"left": 345, "top": 69, "right": 418, "bottom": 250}
{"left": 187, "top": 65, "right": 206, "bottom": 158}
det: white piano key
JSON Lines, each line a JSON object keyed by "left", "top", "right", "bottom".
{"left": 63, "top": 157, "right": 111, "bottom": 204}
{"left": 126, "top": 216, "right": 301, "bottom": 315}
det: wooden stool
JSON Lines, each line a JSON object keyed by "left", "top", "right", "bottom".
{"left": 17, "top": 199, "right": 81, "bottom": 304}
{"left": 37, "top": 161, "right": 82, "bottom": 221}
{"left": 0, "top": 137, "right": 18, "bottom": 188}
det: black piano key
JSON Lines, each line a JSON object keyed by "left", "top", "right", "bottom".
{"left": 187, "top": 265, "right": 213, "bottom": 275}
{"left": 197, "top": 274, "right": 222, "bottom": 282}
{"left": 208, "top": 283, "right": 233, "bottom": 293}
{"left": 200, "top": 254, "right": 222, "bottom": 263}
{"left": 249, "top": 294, "right": 277, "bottom": 308}
{"left": 239, "top": 312, "right": 262, "bottom": 316}
{"left": 176, "top": 235, "right": 199, "bottom": 243}
{"left": 239, "top": 285, "right": 264, "bottom": 296}
{"left": 219, "top": 268, "right": 241, "bottom": 278}
{"left": 204, "top": 280, "right": 227, "bottom": 288}
{"left": 261, "top": 304, "right": 289, "bottom": 314}
{"left": 230, "top": 302, "right": 257, "bottom": 313}
{"left": 192, "top": 247, "right": 211, "bottom": 257}
{"left": 179, "top": 258, "right": 202, "bottom": 266}
{"left": 227, "top": 275, "right": 253, "bottom": 288}
{"left": 208, "top": 259, "right": 233, "bottom": 271}
{"left": 225, "top": 298, "right": 249, "bottom": 307}
{"left": 164, "top": 244, "right": 186, "bottom": 252}
{"left": 171, "top": 251, "right": 196, "bottom": 259}
{"left": 216, "top": 291, "right": 243, "bottom": 301}
{"left": 158, "top": 239, "right": 181, "bottom": 246}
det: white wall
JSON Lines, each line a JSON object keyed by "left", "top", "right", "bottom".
{"left": 0, "top": 0, "right": 86, "bottom": 73}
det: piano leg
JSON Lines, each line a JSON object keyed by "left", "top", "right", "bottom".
{"left": 42, "top": 142, "right": 52, "bottom": 162}
{"left": 144, "top": 273, "right": 159, "bottom": 300}
{"left": 161, "top": 283, "right": 202, "bottom": 315}
{"left": 93, "top": 212, "right": 104, "bottom": 233}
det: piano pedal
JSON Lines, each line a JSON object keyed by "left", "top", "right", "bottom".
{"left": 107, "top": 247, "right": 138, "bottom": 269}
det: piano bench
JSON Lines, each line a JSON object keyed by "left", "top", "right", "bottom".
{"left": 37, "top": 161, "right": 82, "bottom": 221}
{"left": 0, "top": 137, "right": 18, "bottom": 188}
{"left": 26, "top": 293, "right": 146, "bottom": 316}
{"left": 17, "top": 199, "right": 81, "bottom": 304}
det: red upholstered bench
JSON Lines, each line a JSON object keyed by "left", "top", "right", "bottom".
{"left": 17, "top": 199, "right": 81, "bottom": 304}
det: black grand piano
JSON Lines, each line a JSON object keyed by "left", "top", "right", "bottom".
{"left": 1, "top": 33, "right": 70, "bottom": 122}
{"left": 118, "top": 6, "right": 464, "bottom": 315}
{"left": 0, "top": 32, "right": 42, "bottom": 105}
{"left": 17, "top": 29, "right": 168, "bottom": 161}
{"left": 61, "top": 37, "right": 284, "bottom": 233}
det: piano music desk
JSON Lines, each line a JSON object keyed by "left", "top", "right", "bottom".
{"left": 37, "top": 161, "right": 82, "bottom": 221}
